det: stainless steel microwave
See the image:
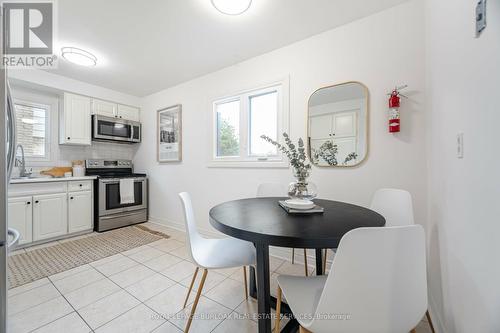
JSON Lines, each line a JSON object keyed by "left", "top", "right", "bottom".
{"left": 92, "top": 115, "right": 141, "bottom": 143}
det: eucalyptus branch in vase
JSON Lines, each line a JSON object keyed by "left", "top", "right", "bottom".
{"left": 312, "top": 141, "right": 358, "bottom": 166}
{"left": 261, "top": 133, "right": 317, "bottom": 201}
{"left": 260, "top": 133, "right": 311, "bottom": 178}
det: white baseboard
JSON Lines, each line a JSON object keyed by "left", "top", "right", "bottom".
{"left": 147, "top": 216, "right": 332, "bottom": 269}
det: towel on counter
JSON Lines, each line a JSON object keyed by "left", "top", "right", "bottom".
{"left": 119, "top": 178, "right": 135, "bottom": 204}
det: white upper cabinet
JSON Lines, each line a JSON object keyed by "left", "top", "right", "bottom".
{"left": 92, "top": 99, "right": 117, "bottom": 118}
{"left": 59, "top": 93, "right": 139, "bottom": 145}
{"left": 92, "top": 99, "right": 140, "bottom": 121}
{"left": 117, "top": 104, "right": 140, "bottom": 121}
{"left": 310, "top": 114, "right": 333, "bottom": 140}
{"left": 60, "top": 93, "right": 92, "bottom": 145}
{"left": 332, "top": 111, "right": 357, "bottom": 138}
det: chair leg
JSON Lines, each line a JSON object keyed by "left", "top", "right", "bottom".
{"left": 323, "top": 249, "right": 328, "bottom": 273}
{"left": 183, "top": 267, "right": 199, "bottom": 308}
{"left": 243, "top": 266, "right": 248, "bottom": 300}
{"left": 184, "top": 268, "right": 208, "bottom": 333}
{"left": 426, "top": 310, "right": 436, "bottom": 333}
{"left": 291, "top": 248, "right": 295, "bottom": 264}
{"left": 303, "top": 249, "right": 308, "bottom": 276}
{"left": 299, "top": 326, "right": 312, "bottom": 333}
{"left": 275, "top": 286, "right": 282, "bottom": 333}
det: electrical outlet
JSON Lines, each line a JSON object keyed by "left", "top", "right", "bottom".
{"left": 457, "top": 133, "right": 464, "bottom": 158}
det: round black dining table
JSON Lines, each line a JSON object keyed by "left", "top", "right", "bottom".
{"left": 209, "top": 197, "right": 386, "bottom": 333}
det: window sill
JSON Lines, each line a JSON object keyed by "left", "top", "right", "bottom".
{"left": 207, "top": 160, "right": 289, "bottom": 169}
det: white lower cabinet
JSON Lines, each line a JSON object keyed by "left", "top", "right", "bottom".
{"left": 33, "top": 193, "right": 68, "bottom": 241}
{"left": 9, "top": 180, "right": 94, "bottom": 247}
{"left": 68, "top": 191, "right": 93, "bottom": 233}
{"left": 8, "top": 196, "right": 33, "bottom": 245}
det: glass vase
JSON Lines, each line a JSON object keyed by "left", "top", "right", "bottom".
{"left": 287, "top": 168, "right": 318, "bottom": 201}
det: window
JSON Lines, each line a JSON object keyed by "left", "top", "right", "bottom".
{"left": 216, "top": 99, "right": 240, "bottom": 157}
{"left": 249, "top": 91, "right": 278, "bottom": 156}
{"left": 211, "top": 80, "right": 289, "bottom": 167}
{"left": 14, "top": 100, "right": 50, "bottom": 161}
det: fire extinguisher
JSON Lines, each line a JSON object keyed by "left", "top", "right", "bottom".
{"left": 388, "top": 85, "right": 407, "bottom": 133}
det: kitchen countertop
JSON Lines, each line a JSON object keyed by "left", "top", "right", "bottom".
{"left": 10, "top": 175, "right": 97, "bottom": 184}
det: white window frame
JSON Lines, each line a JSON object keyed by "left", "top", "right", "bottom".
{"left": 13, "top": 98, "right": 51, "bottom": 162}
{"left": 209, "top": 78, "right": 290, "bottom": 168}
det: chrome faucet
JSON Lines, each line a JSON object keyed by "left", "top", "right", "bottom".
{"left": 15, "top": 144, "right": 32, "bottom": 178}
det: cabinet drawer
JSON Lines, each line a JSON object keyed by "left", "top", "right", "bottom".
{"left": 9, "top": 182, "right": 67, "bottom": 196}
{"left": 68, "top": 180, "right": 93, "bottom": 192}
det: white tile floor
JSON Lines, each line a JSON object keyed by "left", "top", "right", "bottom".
{"left": 7, "top": 222, "right": 434, "bottom": 333}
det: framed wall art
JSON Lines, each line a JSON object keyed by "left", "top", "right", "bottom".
{"left": 157, "top": 104, "right": 182, "bottom": 162}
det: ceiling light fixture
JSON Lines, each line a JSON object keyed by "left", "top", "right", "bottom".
{"left": 61, "top": 47, "right": 97, "bottom": 67}
{"left": 211, "top": 0, "right": 252, "bottom": 15}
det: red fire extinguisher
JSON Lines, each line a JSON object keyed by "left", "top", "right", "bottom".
{"left": 388, "top": 85, "right": 407, "bottom": 133}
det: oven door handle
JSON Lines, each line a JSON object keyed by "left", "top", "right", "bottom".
{"left": 100, "top": 178, "right": 146, "bottom": 184}
{"left": 100, "top": 211, "right": 143, "bottom": 220}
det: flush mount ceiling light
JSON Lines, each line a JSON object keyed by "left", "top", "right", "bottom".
{"left": 211, "top": 0, "right": 252, "bottom": 15}
{"left": 61, "top": 47, "right": 97, "bottom": 67}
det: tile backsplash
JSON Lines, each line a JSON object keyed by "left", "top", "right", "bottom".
{"left": 58, "top": 141, "right": 138, "bottom": 163}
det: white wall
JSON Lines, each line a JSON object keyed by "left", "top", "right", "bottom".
{"left": 135, "top": 0, "right": 427, "bottom": 243}
{"left": 425, "top": 0, "right": 500, "bottom": 332}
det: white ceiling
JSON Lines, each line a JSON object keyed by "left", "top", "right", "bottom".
{"left": 50, "top": 0, "right": 408, "bottom": 97}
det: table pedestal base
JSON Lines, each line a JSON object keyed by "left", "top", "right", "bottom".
{"left": 249, "top": 248, "right": 324, "bottom": 333}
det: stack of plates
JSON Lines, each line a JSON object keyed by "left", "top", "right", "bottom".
{"left": 284, "top": 199, "right": 315, "bottom": 210}
{"left": 278, "top": 199, "right": 324, "bottom": 214}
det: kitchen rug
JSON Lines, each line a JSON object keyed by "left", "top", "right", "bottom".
{"left": 7, "top": 224, "right": 170, "bottom": 289}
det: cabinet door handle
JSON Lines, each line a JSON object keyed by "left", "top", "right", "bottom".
{"left": 70, "top": 197, "right": 74, "bottom": 200}
{"left": 35, "top": 200, "right": 39, "bottom": 203}
{"left": 26, "top": 201, "right": 31, "bottom": 205}
{"left": 67, "top": 137, "right": 71, "bottom": 140}
{"left": 79, "top": 184, "right": 83, "bottom": 187}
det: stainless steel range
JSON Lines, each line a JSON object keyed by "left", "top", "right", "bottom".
{"left": 86, "top": 159, "right": 148, "bottom": 232}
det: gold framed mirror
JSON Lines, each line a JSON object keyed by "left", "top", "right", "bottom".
{"left": 307, "top": 81, "right": 368, "bottom": 167}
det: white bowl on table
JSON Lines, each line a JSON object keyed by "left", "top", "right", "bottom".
{"left": 284, "top": 199, "right": 315, "bottom": 210}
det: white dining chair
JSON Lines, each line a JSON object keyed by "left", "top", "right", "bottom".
{"left": 256, "top": 183, "right": 310, "bottom": 276}
{"left": 370, "top": 188, "right": 414, "bottom": 226}
{"left": 179, "top": 192, "right": 256, "bottom": 333}
{"left": 323, "top": 188, "right": 414, "bottom": 272}
{"left": 275, "top": 225, "right": 427, "bottom": 333}
{"left": 370, "top": 188, "right": 436, "bottom": 332}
